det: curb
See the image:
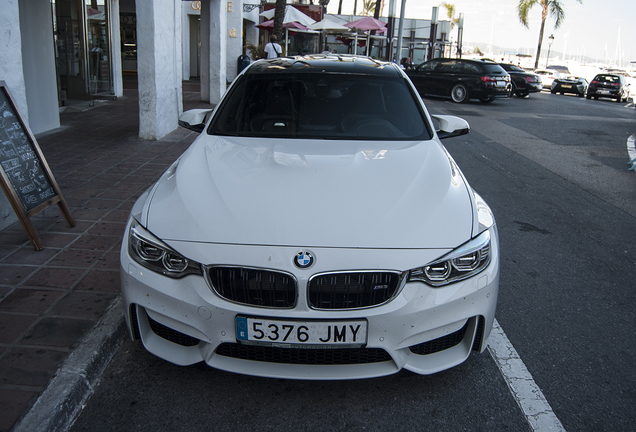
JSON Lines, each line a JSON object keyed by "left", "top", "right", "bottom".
{"left": 12, "top": 297, "right": 126, "bottom": 432}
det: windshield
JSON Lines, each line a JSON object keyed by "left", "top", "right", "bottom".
{"left": 208, "top": 73, "right": 432, "bottom": 140}
{"left": 482, "top": 64, "right": 507, "bottom": 75}
{"left": 595, "top": 75, "right": 621, "bottom": 83}
{"left": 504, "top": 64, "right": 524, "bottom": 72}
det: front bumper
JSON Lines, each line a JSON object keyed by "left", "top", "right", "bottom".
{"left": 120, "top": 221, "right": 500, "bottom": 380}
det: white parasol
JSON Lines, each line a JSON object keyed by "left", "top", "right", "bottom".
{"left": 259, "top": 6, "right": 316, "bottom": 27}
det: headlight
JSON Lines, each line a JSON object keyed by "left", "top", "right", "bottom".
{"left": 408, "top": 230, "right": 492, "bottom": 287}
{"left": 128, "top": 219, "right": 202, "bottom": 278}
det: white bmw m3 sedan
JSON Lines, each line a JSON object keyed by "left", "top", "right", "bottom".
{"left": 120, "top": 54, "right": 499, "bottom": 379}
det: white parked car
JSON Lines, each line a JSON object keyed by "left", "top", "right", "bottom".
{"left": 120, "top": 55, "right": 500, "bottom": 379}
{"left": 534, "top": 68, "right": 562, "bottom": 89}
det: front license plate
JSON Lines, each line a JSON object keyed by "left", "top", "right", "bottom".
{"left": 561, "top": 84, "right": 572, "bottom": 88}
{"left": 236, "top": 316, "right": 367, "bottom": 348}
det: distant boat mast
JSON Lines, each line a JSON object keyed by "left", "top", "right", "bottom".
{"left": 612, "top": 26, "right": 621, "bottom": 68}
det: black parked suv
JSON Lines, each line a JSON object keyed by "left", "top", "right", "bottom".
{"left": 586, "top": 74, "right": 631, "bottom": 102}
{"left": 406, "top": 58, "right": 511, "bottom": 103}
{"left": 498, "top": 63, "right": 542, "bottom": 97}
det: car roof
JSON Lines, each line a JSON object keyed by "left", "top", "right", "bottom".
{"left": 245, "top": 54, "right": 403, "bottom": 77}
{"left": 466, "top": 58, "right": 497, "bottom": 63}
{"left": 422, "top": 57, "right": 498, "bottom": 65}
{"left": 498, "top": 63, "right": 526, "bottom": 70}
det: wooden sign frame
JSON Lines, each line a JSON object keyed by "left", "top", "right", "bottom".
{"left": 0, "top": 81, "right": 75, "bottom": 250}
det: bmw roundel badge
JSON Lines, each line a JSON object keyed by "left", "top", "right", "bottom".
{"left": 294, "top": 250, "right": 315, "bottom": 269}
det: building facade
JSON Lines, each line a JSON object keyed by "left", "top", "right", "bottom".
{"left": 0, "top": 0, "right": 260, "bottom": 229}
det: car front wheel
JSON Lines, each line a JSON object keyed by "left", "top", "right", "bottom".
{"left": 451, "top": 83, "right": 469, "bottom": 103}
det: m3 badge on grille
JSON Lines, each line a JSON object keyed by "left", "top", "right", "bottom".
{"left": 294, "top": 250, "right": 314, "bottom": 269}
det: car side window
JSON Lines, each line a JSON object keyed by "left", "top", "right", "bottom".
{"left": 418, "top": 60, "right": 438, "bottom": 72}
{"left": 436, "top": 60, "right": 457, "bottom": 73}
{"left": 458, "top": 62, "right": 480, "bottom": 74}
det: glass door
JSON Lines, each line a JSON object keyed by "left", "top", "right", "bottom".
{"left": 53, "top": 0, "right": 113, "bottom": 101}
{"left": 85, "top": 0, "right": 113, "bottom": 95}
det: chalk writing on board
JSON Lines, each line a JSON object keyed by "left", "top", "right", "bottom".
{"left": 0, "top": 97, "right": 56, "bottom": 212}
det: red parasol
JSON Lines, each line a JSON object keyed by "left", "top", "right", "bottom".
{"left": 343, "top": 17, "right": 387, "bottom": 32}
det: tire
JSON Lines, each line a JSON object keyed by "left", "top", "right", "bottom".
{"left": 586, "top": 94, "right": 591, "bottom": 99}
{"left": 479, "top": 95, "right": 495, "bottom": 103}
{"left": 450, "top": 83, "right": 469, "bottom": 103}
{"left": 551, "top": 90, "right": 556, "bottom": 94}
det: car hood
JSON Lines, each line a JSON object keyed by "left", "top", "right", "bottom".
{"left": 143, "top": 135, "right": 474, "bottom": 249}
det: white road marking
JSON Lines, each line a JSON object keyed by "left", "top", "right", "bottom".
{"left": 487, "top": 319, "right": 566, "bottom": 431}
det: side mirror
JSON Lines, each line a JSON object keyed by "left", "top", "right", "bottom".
{"left": 178, "top": 109, "right": 213, "bottom": 133}
{"left": 430, "top": 115, "right": 470, "bottom": 139}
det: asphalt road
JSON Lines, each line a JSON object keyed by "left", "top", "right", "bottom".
{"left": 70, "top": 91, "right": 636, "bottom": 432}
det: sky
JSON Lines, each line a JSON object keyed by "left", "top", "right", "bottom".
{"left": 326, "top": 0, "right": 636, "bottom": 67}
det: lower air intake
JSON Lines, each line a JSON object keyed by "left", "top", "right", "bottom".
{"left": 147, "top": 315, "right": 200, "bottom": 347}
{"left": 215, "top": 343, "right": 392, "bottom": 365}
{"left": 409, "top": 321, "right": 468, "bottom": 355}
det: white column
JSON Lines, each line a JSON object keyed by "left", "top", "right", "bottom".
{"left": 1, "top": 0, "right": 28, "bottom": 120}
{"left": 19, "top": 0, "right": 60, "bottom": 134}
{"left": 225, "top": 0, "right": 243, "bottom": 82}
{"left": 136, "top": 0, "right": 183, "bottom": 140}
{"left": 200, "top": 0, "right": 227, "bottom": 104}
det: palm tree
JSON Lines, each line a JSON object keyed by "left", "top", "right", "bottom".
{"left": 272, "top": 0, "right": 286, "bottom": 42}
{"left": 517, "top": 0, "right": 582, "bottom": 69}
{"left": 362, "top": 0, "right": 376, "bottom": 16}
{"left": 441, "top": 3, "right": 460, "bottom": 56}
{"left": 440, "top": 2, "right": 459, "bottom": 30}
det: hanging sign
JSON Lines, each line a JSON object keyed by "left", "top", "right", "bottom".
{"left": 0, "top": 81, "right": 75, "bottom": 250}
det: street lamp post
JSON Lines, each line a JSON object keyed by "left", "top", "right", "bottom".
{"left": 546, "top": 34, "right": 554, "bottom": 68}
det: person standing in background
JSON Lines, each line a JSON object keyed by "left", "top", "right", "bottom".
{"left": 264, "top": 35, "right": 282, "bottom": 58}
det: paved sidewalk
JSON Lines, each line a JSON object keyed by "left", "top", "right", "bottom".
{"left": 0, "top": 81, "right": 210, "bottom": 431}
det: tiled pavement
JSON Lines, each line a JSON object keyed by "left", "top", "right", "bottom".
{"left": 0, "top": 81, "right": 211, "bottom": 431}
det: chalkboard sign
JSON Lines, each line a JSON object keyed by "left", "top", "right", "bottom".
{"left": 0, "top": 81, "right": 75, "bottom": 250}
{"left": 0, "top": 90, "right": 57, "bottom": 211}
